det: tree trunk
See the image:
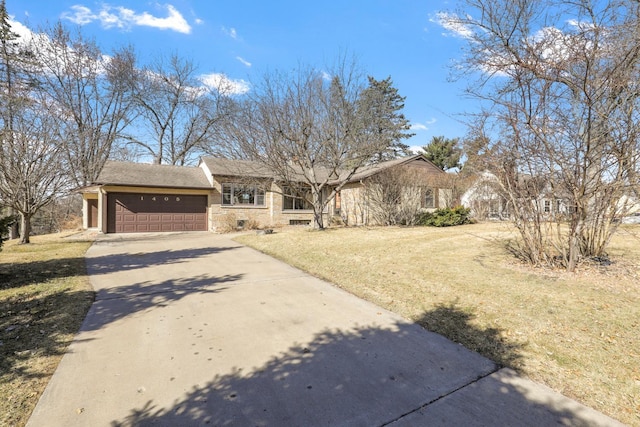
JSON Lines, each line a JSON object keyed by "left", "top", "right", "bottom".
{"left": 312, "top": 188, "right": 324, "bottom": 229}
{"left": 19, "top": 212, "right": 31, "bottom": 244}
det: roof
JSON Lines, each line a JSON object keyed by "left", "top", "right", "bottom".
{"left": 334, "top": 155, "right": 443, "bottom": 184}
{"left": 92, "top": 155, "right": 442, "bottom": 190}
{"left": 95, "top": 161, "right": 212, "bottom": 189}
{"left": 202, "top": 155, "right": 441, "bottom": 185}
{"left": 200, "top": 157, "right": 274, "bottom": 179}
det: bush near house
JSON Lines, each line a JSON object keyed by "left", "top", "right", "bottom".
{"left": 417, "top": 206, "right": 472, "bottom": 227}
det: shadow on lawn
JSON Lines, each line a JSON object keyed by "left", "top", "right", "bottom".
{"left": 109, "top": 313, "right": 602, "bottom": 427}
{"left": 415, "top": 302, "right": 524, "bottom": 371}
{"left": 0, "top": 256, "right": 86, "bottom": 290}
{"left": 0, "top": 287, "right": 95, "bottom": 381}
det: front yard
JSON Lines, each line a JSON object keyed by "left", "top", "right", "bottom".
{"left": 236, "top": 222, "right": 640, "bottom": 426}
{"left": 0, "top": 233, "right": 94, "bottom": 427}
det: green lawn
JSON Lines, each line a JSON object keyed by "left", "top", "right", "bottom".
{"left": 0, "top": 233, "right": 94, "bottom": 427}
{"left": 237, "top": 222, "right": 640, "bottom": 426}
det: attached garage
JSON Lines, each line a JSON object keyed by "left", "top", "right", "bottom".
{"left": 83, "top": 161, "right": 214, "bottom": 234}
{"left": 107, "top": 193, "right": 208, "bottom": 233}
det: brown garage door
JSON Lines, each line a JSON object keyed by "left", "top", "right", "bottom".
{"left": 107, "top": 193, "right": 207, "bottom": 233}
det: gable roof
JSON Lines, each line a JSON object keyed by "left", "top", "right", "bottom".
{"left": 336, "top": 154, "right": 444, "bottom": 184}
{"left": 95, "top": 161, "right": 212, "bottom": 189}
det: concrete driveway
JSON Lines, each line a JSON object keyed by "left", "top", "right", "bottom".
{"left": 27, "top": 232, "right": 622, "bottom": 426}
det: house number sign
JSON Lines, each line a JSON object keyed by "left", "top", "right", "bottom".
{"left": 139, "top": 196, "right": 181, "bottom": 202}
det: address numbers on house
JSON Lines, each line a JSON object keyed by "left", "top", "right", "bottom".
{"left": 139, "top": 195, "right": 181, "bottom": 202}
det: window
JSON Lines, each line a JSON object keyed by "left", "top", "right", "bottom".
{"left": 423, "top": 188, "right": 435, "bottom": 208}
{"left": 283, "top": 187, "right": 313, "bottom": 210}
{"left": 544, "top": 200, "right": 551, "bottom": 213}
{"left": 222, "top": 183, "right": 265, "bottom": 207}
{"left": 334, "top": 191, "right": 341, "bottom": 214}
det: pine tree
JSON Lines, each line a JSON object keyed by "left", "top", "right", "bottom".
{"left": 421, "top": 136, "right": 462, "bottom": 171}
{"left": 358, "top": 76, "right": 414, "bottom": 162}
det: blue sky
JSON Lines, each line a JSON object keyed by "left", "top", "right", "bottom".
{"left": 8, "top": 0, "right": 472, "bottom": 152}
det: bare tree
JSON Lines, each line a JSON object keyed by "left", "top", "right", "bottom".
{"left": 0, "top": 95, "right": 69, "bottom": 243}
{"left": 449, "top": 0, "right": 640, "bottom": 271}
{"left": 219, "top": 61, "right": 411, "bottom": 229}
{"left": 32, "top": 23, "right": 137, "bottom": 187}
{"left": 130, "top": 53, "right": 228, "bottom": 165}
{"left": 0, "top": 0, "right": 33, "bottom": 238}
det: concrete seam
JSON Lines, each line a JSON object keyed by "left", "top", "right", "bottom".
{"left": 380, "top": 365, "right": 500, "bottom": 426}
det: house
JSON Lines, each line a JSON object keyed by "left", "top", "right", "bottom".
{"left": 460, "top": 171, "right": 510, "bottom": 220}
{"left": 461, "top": 171, "right": 640, "bottom": 221}
{"left": 461, "top": 171, "right": 576, "bottom": 220}
{"left": 81, "top": 154, "right": 449, "bottom": 233}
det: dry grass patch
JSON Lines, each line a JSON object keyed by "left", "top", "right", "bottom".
{"left": 0, "top": 232, "right": 94, "bottom": 427}
{"left": 237, "top": 222, "right": 640, "bottom": 426}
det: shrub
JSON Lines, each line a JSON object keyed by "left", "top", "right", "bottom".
{"left": 417, "top": 206, "right": 472, "bottom": 227}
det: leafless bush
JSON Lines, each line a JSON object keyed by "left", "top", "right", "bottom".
{"left": 363, "top": 168, "right": 427, "bottom": 225}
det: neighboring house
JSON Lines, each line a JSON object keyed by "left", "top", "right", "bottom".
{"left": 461, "top": 171, "right": 510, "bottom": 220}
{"left": 460, "top": 171, "right": 571, "bottom": 220}
{"left": 80, "top": 154, "right": 449, "bottom": 233}
{"left": 462, "top": 171, "right": 640, "bottom": 221}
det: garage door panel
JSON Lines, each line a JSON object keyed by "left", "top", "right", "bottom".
{"left": 108, "top": 193, "right": 207, "bottom": 233}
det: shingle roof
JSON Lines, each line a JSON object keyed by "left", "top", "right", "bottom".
{"left": 95, "top": 161, "right": 212, "bottom": 189}
{"left": 94, "top": 155, "right": 441, "bottom": 189}
{"left": 332, "top": 154, "right": 442, "bottom": 184}
{"left": 200, "top": 157, "right": 275, "bottom": 179}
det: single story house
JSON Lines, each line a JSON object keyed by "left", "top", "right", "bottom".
{"left": 81, "top": 154, "right": 449, "bottom": 233}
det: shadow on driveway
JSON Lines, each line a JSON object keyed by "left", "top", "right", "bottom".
{"left": 86, "top": 245, "right": 240, "bottom": 276}
{"left": 83, "top": 273, "right": 243, "bottom": 332}
{"left": 109, "top": 312, "right": 605, "bottom": 427}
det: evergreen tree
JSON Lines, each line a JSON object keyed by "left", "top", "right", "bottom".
{"left": 358, "top": 76, "right": 413, "bottom": 162}
{"left": 422, "top": 135, "right": 462, "bottom": 171}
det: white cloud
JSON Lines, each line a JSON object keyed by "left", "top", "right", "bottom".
{"left": 410, "top": 118, "right": 437, "bottom": 131}
{"left": 222, "top": 26, "right": 238, "bottom": 39}
{"left": 8, "top": 18, "right": 34, "bottom": 40}
{"left": 235, "top": 56, "right": 251, "bottom": 67}
{"left": 62, "top": 4, "right": 192, "bottom": 34}
{"left": 200, "top": 73, "right": 250, "bottom": 95}
{"left": 62, "top": 5, "right": 96, "bottom": 25}
{"left": 321, "top": 71, "right": 331, "bottom": 81}
{"left": 431, "top": 11, "right": 474, "bottom": 39}
{"left": 195, "top": 18, "right": 204, "bottom": 25}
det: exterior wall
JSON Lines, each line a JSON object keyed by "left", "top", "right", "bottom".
{"left": 82, "top": 191, "right": 99, "bottom": 229}
{"left": 338, "top": 159, "right": 449, "bottom": 226}
{"left": 209, "top": 178, "right": 322, "bottom": 230}
{"left": 339, "top": 183, "right": 368, "bottom": 226}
